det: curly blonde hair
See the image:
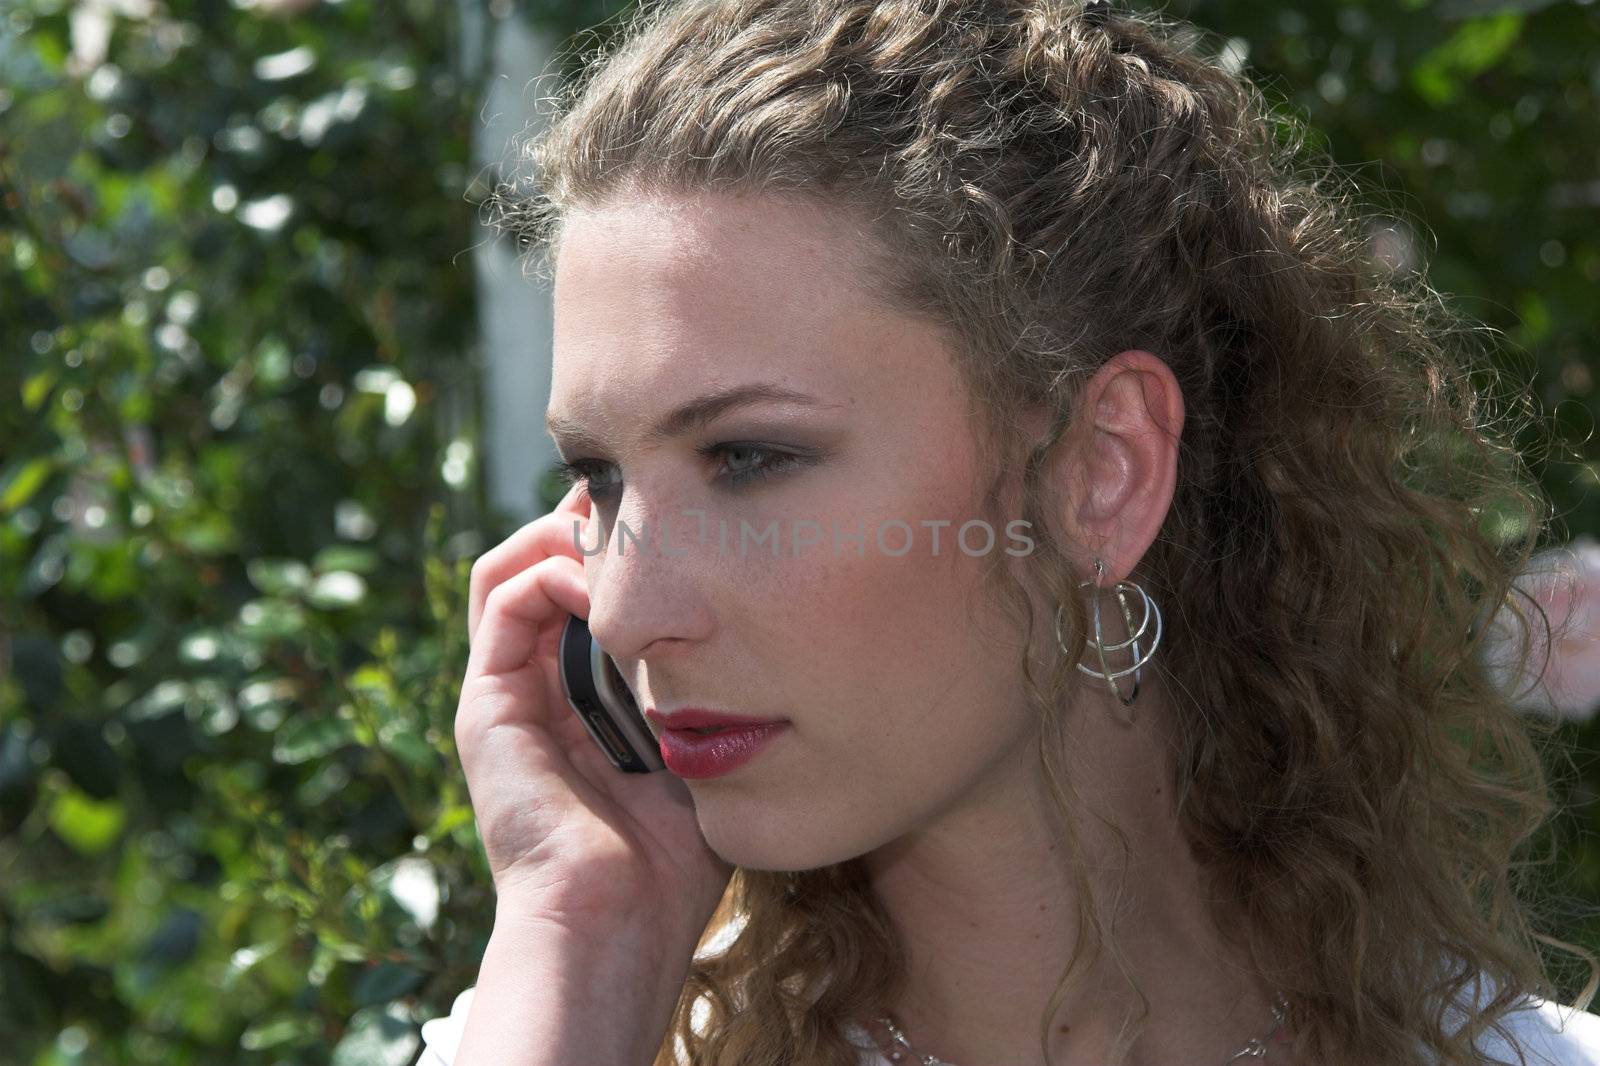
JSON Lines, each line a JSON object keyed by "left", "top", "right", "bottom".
{"left": 488, "top": 1, "right": 1598, "bottom": 1062}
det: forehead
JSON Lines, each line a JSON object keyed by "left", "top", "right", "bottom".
{"left": 553, "top": 191, "right": 870, "bottom": 307}
{"left": 549, "top": 194, "right": 896, "bottom": 399}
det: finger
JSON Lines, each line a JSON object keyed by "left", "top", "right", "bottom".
{"left": 468, "top": 482, "right": 593, "bottom": 642}
{"left": 465, "top": 553, "right": 589, "bottom": 680}
{"left": 469, "top": 504, "right": 598, "bottom": 645}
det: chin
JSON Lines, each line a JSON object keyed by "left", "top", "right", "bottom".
{"left": 692, "top": 793, "right": 862, "bottom": 873}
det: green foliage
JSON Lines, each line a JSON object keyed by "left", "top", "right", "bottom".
{"left": 1, "top": 0, "right": 1598, "bottom": 1063}
{"left": 1174, "top": 0, "right": 1600, "bottom": 988}
{"left": 0, "top": 0, "right": 600, "bottom": 1061}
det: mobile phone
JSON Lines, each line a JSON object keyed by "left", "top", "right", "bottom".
{"left": 558, "top": 614, "right": 666, "bottom": 773}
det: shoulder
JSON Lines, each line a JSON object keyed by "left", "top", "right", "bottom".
{"left": 1472, "top": 995, "right": 1600, "bottom": 1066}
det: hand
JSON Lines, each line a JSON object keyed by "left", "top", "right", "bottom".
{"left": 455, "top": 482, "right": 734, "bottom": 937}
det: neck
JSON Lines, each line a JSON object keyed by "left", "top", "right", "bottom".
{"left": 859, "top": 683, "right": 1292, "bottom": 1066}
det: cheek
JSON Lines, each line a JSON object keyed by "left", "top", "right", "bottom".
{"left": 771, "top": 512, "right": 1027, "bottom": 752}
{"left": 723, "top": 428, "right": 1024, "bottom": 729}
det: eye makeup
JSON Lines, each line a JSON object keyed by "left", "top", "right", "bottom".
{"left": 552, "top": 441, "right": 816, "bottom": 502}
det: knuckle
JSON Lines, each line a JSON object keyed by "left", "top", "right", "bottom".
{"left": 454, "top": 702, "right": 485, "bottom": 739}
{"left": 481, "top": 564, "right": 540, "bottom": 620}
{"left": 480, "top": 578, "right": 511, "bottom": 621}
{"left": 468, "top": 550, "right": 497, "bottom": 592}
{"left": 453, "top": 684, "right": 503, "bottom": 745}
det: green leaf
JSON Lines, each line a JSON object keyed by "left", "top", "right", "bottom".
{"left": 312, "top": 544, "right": 382, "bottom": 574}
{"left": 246, "top": 558, "right": 312, "bottom": 596}
{"left": 1437, "top": 0, "right": 1561, "bottom": 16}
{"left": 173, "top": 511, "right": 239, "bottom": 556}
{"left": 319, "top": 931, "right": 371, "bottom": 963}
{"left": 426, "top": 804, "right": 475, "bottom": 839}
{"left": 348, "top": 663, "right": 391, "bottom": 694}
{"left": 127, "top": 680, "right": 191, "bottom": 722}
{"left": 330, "top": 1003, "right": 420, "bottom": 1066}
{"left": 22, "top": 369, "right": 58, "bottom": 411}
{"left": 238, "top": 677, "right": 299, "bottom": 729}
{"left": 1411, "top": 14, "right": 1524, "bottom": 106}
{"left": 47, "top": 786, "right": 126, "bottom": 854}
{"left": 0, "top": 458, "right": 54, "bottom": 513}
{"left": 1515, "top": 291, "right": 1553, "bottom": 345}
{"left": 380, "top": 727, "right": 436, "bottom": 773}
{"left": 271, "top": 716, "right": 356, "bottom": 765}
{"left": 222, "top": 941, "right": 281, "bottom": 991}
{"left": 352, "top": 962, "right": 425, "bottom": 1007}
{"left": 240, "top": 1016, "right": 320, "bottom": 1052}
{"left": 27, "top": 20, "right": 67, "bottom": 70}
{"left": 237, "top": 598, "right": 309, "bottom": 642}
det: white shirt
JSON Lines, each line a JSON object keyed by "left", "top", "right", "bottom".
{"left": 413, "top": 980, "right": 1600, "bottom": 1066}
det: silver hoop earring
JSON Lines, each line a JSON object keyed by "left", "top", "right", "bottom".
{"left": 1054, "top": 556, "right": 1162, "bottom": 706}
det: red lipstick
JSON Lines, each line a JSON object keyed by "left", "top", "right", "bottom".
{"left": 644, "top": 708, "right": 790, "bottom": 779}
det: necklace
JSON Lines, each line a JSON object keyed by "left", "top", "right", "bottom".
{"left": 870, "top": 991, "right": 1292, "bottom": 1065}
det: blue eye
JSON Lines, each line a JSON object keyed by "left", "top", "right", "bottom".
{"left": 552, "top": 443, "right": 808, "bottom": 501}
{"left": 711, "top": 443, "right": 806, "bottom": 487}
{"left": 552, "top": 457, "right": 619, "bottom": 498}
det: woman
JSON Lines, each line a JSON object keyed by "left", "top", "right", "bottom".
{"left": 421, "top": 0, "right": 1600, "bottom": 1063}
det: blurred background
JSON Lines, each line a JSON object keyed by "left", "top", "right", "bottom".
{"left": 2, "top": 0, "right": 1599, "bottom": 1063}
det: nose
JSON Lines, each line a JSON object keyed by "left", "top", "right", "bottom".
{"left": 582, "top": 495, "right": 713, "bottom": 662}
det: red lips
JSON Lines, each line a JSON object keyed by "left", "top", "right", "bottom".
{"left": 655, "top": 721, "right": 790, "bottom": 778}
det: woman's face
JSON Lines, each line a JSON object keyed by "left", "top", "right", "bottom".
{"left": 548, "top": 192, "right": 1048, "bottom": 871}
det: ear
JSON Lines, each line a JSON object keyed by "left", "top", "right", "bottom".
{"left": 1046, "top": 350, "right": 1185, "bottom": 586}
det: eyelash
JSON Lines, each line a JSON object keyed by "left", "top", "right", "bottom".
{"left": 552, "top": 443, "right": 808, "bottom": 500}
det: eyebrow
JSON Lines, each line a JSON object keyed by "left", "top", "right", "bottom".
{"left": 546, "top": 382, "right": 841, "bottom": 453}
